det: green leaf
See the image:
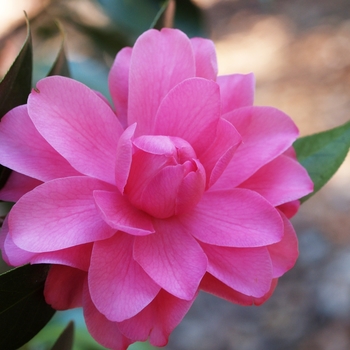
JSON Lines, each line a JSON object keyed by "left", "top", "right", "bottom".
{"left": 294, "top": 120, "right": 350, "bottom": 202}
{"left": 47, "top": 22, "right": 71, "bottom": 78}
{"left": 51, "top": 321, "right": 75, "bottom": 350}
{"left": 0, "top": 13, "right": 32, "bottom": 117}
{"left": 151, "top": 0, "right": 175, "bottom": 29}
{"left": 0, "top": 264, "right": 56, "bottom": 350}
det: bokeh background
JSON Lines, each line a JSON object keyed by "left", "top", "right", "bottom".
{"left": 0, "top": 0, "right": 349, "bottom": 349}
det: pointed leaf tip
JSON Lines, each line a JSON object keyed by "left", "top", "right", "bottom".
{"left": 294, "top": 120, "right": 350, "bottom": 202}
{"left": 0, "top": 13, "right": 32, "bottom": 117}
{"left": 51, "top": 321, "right": 75, "bottom": 350}
{"left": 47, "top": 21, "right": 71, "bottom": 78}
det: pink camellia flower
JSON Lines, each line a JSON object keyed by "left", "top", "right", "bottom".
{"left": 0, "top": 28, "right": 312, "bottom": 349}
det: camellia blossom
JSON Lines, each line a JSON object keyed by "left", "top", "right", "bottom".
{"left": 0, "top": 28, "right": 312, "bottom": 349}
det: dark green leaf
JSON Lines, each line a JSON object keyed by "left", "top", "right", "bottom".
{"left": 152, "top": 0, "right": 175, "bottom": 29}
{"left": 0, "top": 264, "right": 56, "bottom": 350}
{"left": 294, "top": 120, "right": 350, "bottom": 202}
{"left": 0, "top": 13, "right": 32, "bottom": 117}
{"left": 51, "top": 321, "right": 75, "bottom": 350}
{"left": 47, "top": 22, "right": 71, "bottom": 78}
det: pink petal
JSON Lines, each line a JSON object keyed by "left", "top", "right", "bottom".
{"left": 10, "top": 176, "right": 116, "bottom": 252}
{"left": 238, "top": 154, "right": 313, "bottom": 206}
{"left": 0, "top": 105, "right": 80, "bottom": 182}
{"left": 0, "top": 172, "right": 42, "bottom": 202}
{"left": 284, "top": 145, "right": 297, "bottom": 159}
{"left": 93, "top": 189, "right": 155, "bottom": 235}
{"left": 253, "top": 278, "right": 278, "bottom": 306}
{"left": 44, "top": 265, "right": 86, "bottom": 309}
{"left": 31, "top": 244, "right": 93, "bottom": 271}
{"left": 154, "top": 78, "right": 220, "bottom": 156}
{"left": 134, "top": 164, "right": 185, "bottom": 218}
{"left": 109, "top": 47, "right": 132, "bottom": 128}
{"left": 118, "top": 289, "right": 196, "bottom": 346}
{"left": 133, "top": 218, "right": 207, "bottom": 300}
{"left": 200, "top": 273, "right": 255, "bottom": 306}
{"left": 200, "top": 273, "right": 278, "bottom": 306}
{"left": 83, "top": 280, "right": 133, "bottom": 350}
{"left": 217, "top": 73, "right": 255, "bottom": 114}
{"left": 28, "top": 76, "right": 124, "bottom": 184}
{"left": 0, "top": 216, "right": 36, "bottom": 266}
{"left": 267, "top": 211, "right": 299, "bottom": 278}
{"left": 128, "top": 28, "right": 195, "bottom": 134}
{"left": 191, "top": 37, "right": 218, "bottom": 80}
{"left": 89, "top": 232, "right": 160, "bottom": 322}
{"left": 115, "top": 123, "right": 136, "bottom": 193}
{"left": 277, "top": 200, "right": 300, "bottom": 218}
{"left": 199, "top": 118, "right": 241, "bottom": 189}
{"left": 200, "top": 243, "right": 273, "bottom": 297}
{"left": 214, "top": 106, "right": 299, "bottom": 189}
{"left": 3, "top": 230, "right": 92, "bottom": 270}
{"left": 181, "top": 189, "right": 283, "bottom": 247}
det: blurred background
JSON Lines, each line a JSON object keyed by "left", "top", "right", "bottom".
{"left": 0, "top": 0, "right": 350, "bottom": 349}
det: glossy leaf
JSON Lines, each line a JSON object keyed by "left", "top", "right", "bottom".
{"left": 51, "top": 321, "right": 74, "bottom": 350}
{"left": 294, "top": 120, "right": 350, "bottom": 202}
{"left": 0, "top": 264, "right": 55, "bottom": 350}
{"left": 47, "top": 22, "right": 71, "bottom": 78}
{"left": 0, "top": 14, "right": 32, "bottom": 190}
{"left": 0, "top": 14, "right": 32, "bottom": 117}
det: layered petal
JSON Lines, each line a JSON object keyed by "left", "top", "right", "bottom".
{"left": 134, "top": 218, "right": 207, "bottom": 300}
{"left": 115, "top": 123, "right": 136, "bottom": 193}
{"left": 128, "top": 28, "right": 195, "bottom": 134}
{"left": 10, "top": 177, "right": 116, "bottom": 252}
{"left": 201, "top": 273, "right": 278, "bottom": 306}
{"left": 268, "top": 211, "right": 299, "bottom": 278}
{"left": 118, "top": 289, "right": 196, "bottom": 346}
{"left": 180, "top": 189, "right": 283, "bottom": 247}
{"left": 154, "top": 78, "right": 220, "bottom": 156}
{"left": 44, "top": 265, "right": 86, "bottom": 309}
{"left": 214, "top": 106, "right": 299, "bottom": 189}
{"left": 238, "top": 154, "right": 313, "bottom": 206}
{"left": 277, "top": 200, "right": 300, "bottom": 219}
{"left": 83, "top": 281, "right": 133, "bottom": 350}
{"left": 109, "top": 47, "right": 132, "bottom": 128}
{"left": 199, "top": 118, "right": 241, "bottom": 188}
{"left": 3, "top": 231, "right": 92, "bottom": 270}
{"left": 0, "top": 172, "right": 42, "bottom": 202}
{"left": 200, "top": 273, "right": 255, "bottom": 306}
{"left": 89, "top": 232, "right": 160, "bottom": 322}
{"left": 28, "top": 76, "right": 124, "bottom": 184}
{"left": 0, "top": 105, "right": 80, "bottom": 181}
{"left": 217, "top": 73, "right": 255, "bottom": 114}
{"left": 191, "top": 37, "right": 218, "bottom": 80}
{"left": 93, "top": 189, "right": 155, "bottom": 235}
{"left": 0, "top": 216, "right": 36, "bottom": 266}
{"left": 200, "top": 243, "right": 273, "bottom": 297}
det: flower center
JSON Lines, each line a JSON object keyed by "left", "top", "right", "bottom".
{"left": 124, "top": 135, "right": 206, "bottom": 219}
